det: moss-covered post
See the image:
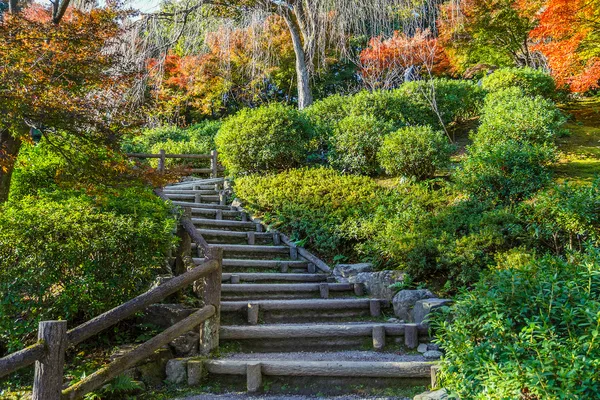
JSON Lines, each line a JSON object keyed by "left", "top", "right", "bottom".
{"left": 200, "top": 246, "right": 222, "bottom": 355}
{"left": 210, "top": 150, "right": 218, "bottom": 178}
{"left": 158, "top": 149, "right": 166, "bottom": 173}
{"left": 33, "top": 321, "right": 67, "bottom": 400}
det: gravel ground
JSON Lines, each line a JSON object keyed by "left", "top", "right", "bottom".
{"left": 177, "top": 394, "right": 409, "bottom": 400}
{"left": 217, "top": 351, "right": 425, "bottom": 363}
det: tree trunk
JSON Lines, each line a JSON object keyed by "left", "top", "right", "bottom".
{"left": 282, "top": 11, "right": 313, "bottom": 109}
{"left": 0, "top": 130, "right": 22, "bottom": 203}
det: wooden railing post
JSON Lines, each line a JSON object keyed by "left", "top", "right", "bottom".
{"left": 174, "top": 207, "right": 192, "bottom": 276}
{"left": 158, "top": 149, "right": 166, "bottom": 173}
{"left": 210, "top": 150, "right": 218, "bottom": 178}
{"left": 33, "top": 320, "right": 67, "bottom": 400}
{"left": 200, "top": 246, "right": 222, "bottom": 355}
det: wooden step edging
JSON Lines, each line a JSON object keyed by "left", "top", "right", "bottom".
{"left": 221, "top": 283, "right": 357, "bottom": 299}
{"left": 220, "top": 322, "right": 429, "bottom": 350}
{"left": 222, "top": 273, "right": 327, "bottom": 283}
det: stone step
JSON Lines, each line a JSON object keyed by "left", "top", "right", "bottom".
{"left": 170, "top": 201, "right": 233, "bottom": 210}
{"left": 164, "top": 193, "right": 220, "bottom": 202}
{"left": 222, "top": 273, "right": 328, "bottom": 283}
{"left": 198, "top": 229, "right": 273, "bottom": 245}
{"left": 211, "top": 244, "right": 291, "bottom": 258}
{"left": 219, "top": 322, "right": 429, "bottom": 352}
{"left": 192, "top": 218, "right": 258, "bottom": 231}
{"left": 221, "top": 283, "right": 356, "bottom": 300}
{"left": 192, "top": 209, "right": 244, "bottom": 220}
{"left": 221, "top": 299, "right": 388, "bottom": 325}
{"left": 194, "top": 258, "right": 311, "bottom": 272}
{"left": 163, "top": 189, "right": 218, "bottom": 195}
{"left": 196, "top": 355, "right": 434, "bottom": 393}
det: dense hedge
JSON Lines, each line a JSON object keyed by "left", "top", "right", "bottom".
{"left": 234, "top": 167, "right": 385, "bottom": 257}
{"left": 0, "top": 190, "right": 175, "bottom": 353}
{"left": 473, "top": 87, "right": 566, "bottom": 147}
{"left": 481, "top": 66, "right": 557, "bottom": 99}
{"left": 396, "top": 78, "right": 485, "bottom": 126}
{"left": 378, "top": 126, "right": 454, "bottom": 180}
{"left": 215, "top": 103, "right": 313, "bottom": 175}
{"left": 435, "top": 248, "right": 600, "bottom": 399}
{"left": 329, "top": 115, "right": 395, "bottom": 175}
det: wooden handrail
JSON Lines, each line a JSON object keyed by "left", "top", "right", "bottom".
{"left": 126, "top": 149, "right": 220, "bottom": 178}
{"left": 0, "top": 343, "right": 45, "bottom": 378}
{"left": 154, "top": 188, "right": 211, "bottom": 253}
{"left": 67, "top": 259, "right": 218, "bottom": 346}
{"left": 62, "top": 306, "right": 216, "bottom": 400}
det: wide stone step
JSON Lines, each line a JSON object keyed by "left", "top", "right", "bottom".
{"left": 221, "top": 298, "right": 387, "bottom": 325}
{"left": 163, "top": 189, "right": 218, "bottom": 195}
{"left": 170, "top": 201, "right": 232, "bottom": 210}
{"left": 211, "top": 244, "right": 291, "bottom": 257}
{"left": 198, "top": 229, "right": 273, "bottom": 245}
{"left": 221, "top": 282, "right": 356, "bottom": 300}
{"left": 219, "top": 322, "right": 429, "bottom": 352}
{"left": 164, "top": 193, "right": 220, "bottom": 202}
{"left": 192, "top": 218, "right": 258, "bottom": 231}
{"left": 222, "top": 273, "right": 328, "bottom": 283}
{"left": 202, "top": 357, "right": 433, "bottom": 381}
{"left": 192, "top": 209, "right": 244, "bottom": 220}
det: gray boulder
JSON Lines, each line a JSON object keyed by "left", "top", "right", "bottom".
{"left": 417, "top": 343, "right": 428, "bottom": 353}
{"left": 165, "top": 358, "right": 188, "bottom": 384}
{"left": 136, "top": 347, "right": 173, "bottom": 386}
{"left": 350, "top": 271, "right": 405, "bottom": 301}
{"left": 413, "top": 298, "right": 453, "bottom": 324}
{"left": 414, "top": 389, "right": 449, "bottom": 400}
{"left": 392, "top": 289, "right": 435, "bottom": 322}
{"left": 139, "top": 304, "right": 198, "bottom": 329}
{"left": 423, "top": 350, "right": 443, "bottom": 360}
{"left": 170, "top": 331, "right": 200, "bottom": 357}
{"left": 333, "top": 263, "right": 373, "bottom": 280}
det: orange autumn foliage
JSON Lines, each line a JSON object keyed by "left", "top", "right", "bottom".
{"left": 359, "top": 29, "right": 450, "bottom": 89}
{"left": 528, "top": 0, "right": 600, "bottom": 92}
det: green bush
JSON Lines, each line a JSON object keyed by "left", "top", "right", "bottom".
{"left": 122, "top": 120, "right": 221, "bottom": 155}
{"left": 473, "top": 87, "right": 567, "bottom": 147}
{"left": 9, "top": 142, "right": 63, "bottom": 200}
{"left": 522, "top": 178, "right": 600, "bottom": 253}
{"left": 346, "top": 90, "right": 436, "bottom": 128}
{"left": 0, "top": 190, "right": 175, "bottom": 353}
{"left": 481, "top": 66, "right": 557, "bottom": 99}
{"left": 234, "top": 167, "right": 385, "bottom": 257}
{"left": 329, "top": 114, "right": 395, "bottom": 175}
{"left": 435, "top": 247, "right": 600, "bottom": 399}
{"left": 215, "top": 103, "right": 313, "bottom": 175}
{"left": 396, "top": 78, "right": 485, "bottom": 126}
{"left": 303, "top": 94, "right": 349, "bottom": 152}
{"left": 456, "top": 140, "right": 558, "bottom": 204}
{"left": 378, "top": 126, "right": 454, "bottom": 180}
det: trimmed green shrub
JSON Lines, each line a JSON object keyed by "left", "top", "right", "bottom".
{"left": 215, "top": 103, "right": 313, "bottom": 175}
{"left": 303, "top": 94, "right": 349, "bottom": 151}
{"left": 435, "top": 247, "right": 600, "bottom": 399}
{"left": 0, "top": 190, "right": 175, "bottom": 353}
{"left": 481, "top": 66, "right": 557, "bottom": 99}
{"left": 522, "top": 178, "right": 600, "bottom": 252}
{"left": 378, "top": 126, "right": 454, "bottom": 180}
{"left": 473, "top": 87, "right": 566, "bottom": 147}
{"left": 396, "top": 78, "right": 486, "bottom": 126}
{"left": 346, "top": 90, "right": 436, "bottom": 128}
{"left": 234, "top": 167, "right": 385, "bottom": 257}
{"left": 9, "top": 142, "right": 63, "bottom": 200}
{"left": 329, "top": 114, "right": 395, "bottom": 175}
{"left": 456, "top": 140, "right": 558, "bottom": 204}
{"left": 122, "top": 120, "right": 221, "bottom": 155}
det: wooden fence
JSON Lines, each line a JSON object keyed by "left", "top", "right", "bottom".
{"left": 126, "top": 149, "right": 221, "bottom": 177}
{"left": 0, "top": 188, "right": 221, "bottom": 400}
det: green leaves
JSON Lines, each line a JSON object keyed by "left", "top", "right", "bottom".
{"left": 434, "top": 248, "right": 600, "bottom": 399}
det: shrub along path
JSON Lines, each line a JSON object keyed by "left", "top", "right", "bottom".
{"left": 161, "top": 178, "right": 436, "bottom": 398}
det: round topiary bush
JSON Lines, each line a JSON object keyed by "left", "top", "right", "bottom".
{"left": 481, "top": 67, "right": 557, "bottom": 99}
{"left": 473, "top": 87, "right": 566, "bottom": 147}
{"left": 378, "top": 126, "right": 454, "bottom": 180}
{"left": 215, "top": 103, "right": 314, "bottom": 175}
{"left": 328, "top": 114, "right": 394, "bottom": 175}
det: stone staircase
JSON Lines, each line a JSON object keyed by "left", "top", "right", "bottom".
{"left": 161, "top": 178, "right": 437, "bottom": 397}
